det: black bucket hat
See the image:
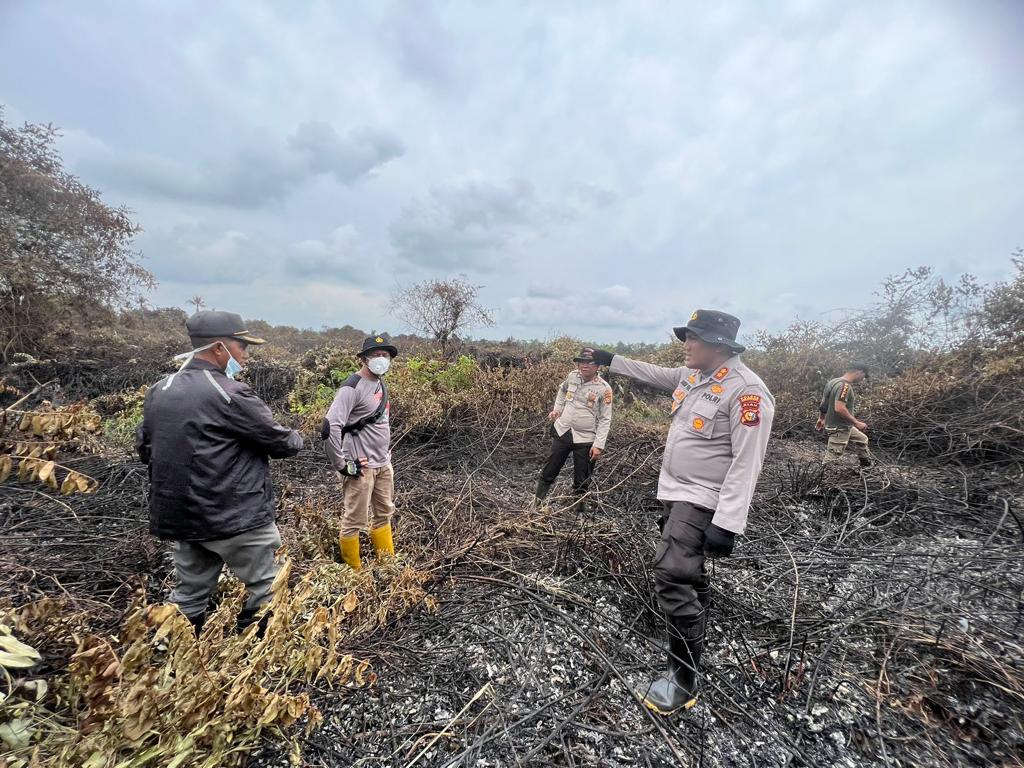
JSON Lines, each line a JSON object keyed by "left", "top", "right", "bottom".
{"left": 358, "top": 333, "right": 399, "bottom": 358}
{"left": 673, "top": 309, "right": 745, "bottom": 354}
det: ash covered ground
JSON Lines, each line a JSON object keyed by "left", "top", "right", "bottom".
{"left": 240, "top": 426, "right": 1023, "bottom": 768}
{"left": 3, "top": 410, "right": 1021, "bottom": 767}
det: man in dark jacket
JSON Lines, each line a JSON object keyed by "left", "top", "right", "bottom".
{"left": 136, "top": 311, "right": 304, "bottom": 634}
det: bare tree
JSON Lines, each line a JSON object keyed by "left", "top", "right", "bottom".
{"left": 392, "top": 277, "right": 494, "bottom": 358}
{"left": 188, "top": 295, "right": 206, "bottom": 313}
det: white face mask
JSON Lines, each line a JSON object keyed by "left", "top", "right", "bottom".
{"left": 367, "top": 356, "right": 391, "bottom": 376}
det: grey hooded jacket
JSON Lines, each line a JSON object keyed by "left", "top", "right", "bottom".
{"left": 136, "top": 359, "right": 304, "bottom": 541}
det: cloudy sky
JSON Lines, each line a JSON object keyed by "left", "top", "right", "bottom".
{"left": 2, "top": 1, "right": 1021, "bottom": 344}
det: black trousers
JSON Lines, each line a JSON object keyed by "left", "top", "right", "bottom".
{"left": 540, "top": 425, "right": 595, "bottom": 493}
{"left": 653, "top": 501, "right": 714, "bottom": 622}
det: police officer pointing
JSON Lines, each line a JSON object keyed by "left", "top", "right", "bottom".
{"left": 588, "top": 309, "right": 774, "bottom": 714}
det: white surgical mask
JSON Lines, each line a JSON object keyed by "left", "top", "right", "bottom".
{"left": 368, "top": 356, "right": 391, "bottom": 376}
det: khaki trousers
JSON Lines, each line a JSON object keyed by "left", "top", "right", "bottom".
{"left": 824, "top": 426, "right": 871, "bottom": 462}
{"left": 339, "top": 462, "right": 396, "bottom": 537}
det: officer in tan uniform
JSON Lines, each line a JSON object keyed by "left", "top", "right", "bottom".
{"left": 588, "top": 309, "right": 774, "bottom": 715}
{"left": 533, "top": 349, "right": 613, "bottom": 507}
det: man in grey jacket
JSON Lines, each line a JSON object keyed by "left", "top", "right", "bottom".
{"left": 588, "top": 309, "right": 774, "bottom": 715}
{"left": 136, "top": 311, "right": 304, "bottom": 635}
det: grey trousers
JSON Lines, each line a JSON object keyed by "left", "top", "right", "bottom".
{"left": 653, "top": 502, "right": 714, "bottom": 622}
{"left": 168, "top": 522, "right": 282, "bottom": 619}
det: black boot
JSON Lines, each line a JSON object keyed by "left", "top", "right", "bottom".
{"left": 187, "top": 612, "right": 207, "bottom": 635}
{"left": 237, "top": 606, "right": 271, "bottom": 639}
{"left": 532, "top": 480, "right": 553, "bottom": 508}
{"left": 638, "top": 615, "right": 704, "bottom": 715}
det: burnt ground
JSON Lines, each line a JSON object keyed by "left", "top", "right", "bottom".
{"left": 3, "top": 418, "right": 1022, "bottom": 767}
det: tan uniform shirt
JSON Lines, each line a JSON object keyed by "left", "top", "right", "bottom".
{"left": 552, "top": 371, "right": 613, "bottom": 450}
{"left": 609, "top": 355, "right": 774, "bottom": 534}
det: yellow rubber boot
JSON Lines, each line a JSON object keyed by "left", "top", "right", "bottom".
{"left": 369, "top": 524, "right": 395, "bottom": 560}
{"left": 338, "top": 535, "right": 361, "bottom": 570}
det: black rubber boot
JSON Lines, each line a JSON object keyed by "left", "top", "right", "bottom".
{"left": 237, "top": 606, "right": 271, "bottom": 639}
{"left": 638, "top": 615, "right": 704, "bottom": 715}
{"left": 532, "top": 480, "right": 553, "bottom": 508}
{"left": 187, "top": 612, "right": 207, "bottom": 635}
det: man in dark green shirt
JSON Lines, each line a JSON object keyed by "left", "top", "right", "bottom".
{"left": 816, "top": 363, "right": 872, "bottom": 466}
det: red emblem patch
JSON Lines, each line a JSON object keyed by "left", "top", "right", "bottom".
{"left": 713, "top": 367, "right": 729, "bottom": 381}
{"left": 739, "top": 394, "right": 761, "bottom": 427}
{"left": 604, "top": 390, "right": 612, "bottom": 405}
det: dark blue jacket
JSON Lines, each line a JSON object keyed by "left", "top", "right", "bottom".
{"left": 136, "top": 359, "right": 303, "bottom": 541}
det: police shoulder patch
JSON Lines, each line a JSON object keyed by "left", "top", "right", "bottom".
{"left": 738, "top": 393, "right": 761, "bottom": 427}
{"left": 604, "top": 389, "right": 613, "bottom": 404}
{"left": 713, "top": 366, "right": 730, "bottom": 381}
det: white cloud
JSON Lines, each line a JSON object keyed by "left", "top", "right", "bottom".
{"left": 138, "top": 224, "right": 261, "bottom": 285}
{"left": 389, "top": 177, "right": 544, "bottom": 270}
{"left": 75, "top": 121, "right": 403, "bottom": 207}
{"left": 285, "top": 225, "right": 365, "bottom": 279}
{"left": 504, "top": 284, "right": 667, "bottom": 332}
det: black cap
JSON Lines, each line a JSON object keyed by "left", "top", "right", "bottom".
{"left": 186, "top": 311, "right": 266, "bottom": 344}
{"left": 847, "top": 361, "right": 870, "bottom": 379}
{"left": 359, "top": 333, "right": 399, "bottom": 358}
{"left": 573, "top": 348, "right": 600, "bottom": 363}
{"left": 673, "top": 309, "right": 745, "bottom": 354}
